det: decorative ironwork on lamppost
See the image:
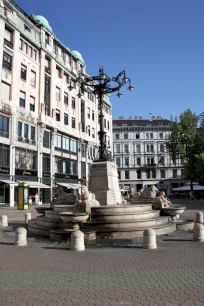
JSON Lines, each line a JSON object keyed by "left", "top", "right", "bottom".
{"left": 75, "top": 67, "right": 134, "bottom": 162}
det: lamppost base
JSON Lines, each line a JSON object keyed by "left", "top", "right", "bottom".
{"left": 89, "top": 161, "right": 122, "bottom": 205}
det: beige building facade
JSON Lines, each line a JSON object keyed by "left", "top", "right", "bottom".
{"left": 0, "top": 0, "right": 112, "bottom": 206}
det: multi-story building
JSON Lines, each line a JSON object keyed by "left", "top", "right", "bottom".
{"left": 113, "top": 116, "right": 185, "bottom": 195}
{"left": 0, "top": 0, "right": 112, "bottom": 206}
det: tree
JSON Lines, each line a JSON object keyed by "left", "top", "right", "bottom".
{"left": 166, "top": 109, "right": 204, "bottom": 195}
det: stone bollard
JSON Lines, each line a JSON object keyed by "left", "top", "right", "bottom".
{"left": 1, "top": 215, "right": 8, "bottom": 227}
{"left": 196, "top": 212, "right": 203, "bottom": 224}
{"left": 71, "top": 230, "right": 85, "bottom": 251}
{"left": 25, "top": 212, "right": 31, "bottom": 223}
{"left": 15, "top": 227, "right": 27, "bottom": 246}
{"left": 193, "top": 223, "right": 204, "bottom": 242}
{"left": 143, "top": 229, "right": 157, "bottom": 249}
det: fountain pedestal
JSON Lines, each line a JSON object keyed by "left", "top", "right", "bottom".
{"left": 89, "top": 161, "right": 122, "bottom": 205}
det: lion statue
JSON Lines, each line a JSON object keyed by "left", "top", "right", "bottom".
{"left": 141, "top": 185, "right": 158, "bottom": 199}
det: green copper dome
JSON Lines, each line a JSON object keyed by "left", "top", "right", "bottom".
{"left": 32, "top": 15, "right": 52, "bottom": 32}
{"left": 71, "top": 50, "right": 85, "bottom": 64}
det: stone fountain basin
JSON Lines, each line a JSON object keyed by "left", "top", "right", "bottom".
{"left": 35, "top": 206, "right": 52, "bottom": 215}
{"left": 60, "top": 212, "right": 89, "bottom": 223}
{"left": 161, "top": 204, "right": 186, "bottom": 216}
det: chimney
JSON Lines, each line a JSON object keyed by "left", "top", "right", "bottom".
{"left": 151, "top": 116, "right": 155, "bottom": 120}
{"left": 134, "top": 116, "right": 138, "bottom": 120}
{"left": 139, "top": 116, "right": 142, "bottom": 120}
{"left": 119, "top": 116, "right": 124, "bottom": 120}
{"left": 157, "top": 116, "right": 161, "bottom": 120}
{"left": 129, "top": 116, "right": 132, "bottom": 120}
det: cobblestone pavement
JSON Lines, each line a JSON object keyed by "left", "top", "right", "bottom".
{"left": 0, "top": 202, "right": 204, "bottom": 306}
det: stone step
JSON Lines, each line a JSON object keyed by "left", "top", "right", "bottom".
{"left": 91, "top": 210, "right": 160, "bottom": 222}
{"left": 91, "top": 204, "right": 153, "bottom": 215}
{"left": 35, "top": 216, "right": 73, "bottom": 229}
{"left": 54, "top": 205, "right": 74, "bottom": 213}
{"left": 83, "top": 223, "right": 176, "bottom": 239}
{"left": 28, "top": 220, "right": 50, "bottom": 237}
{"left": 82, "top": 217, "right": 169, "bottom": 230}
{"left": 45, "top": 210, "right": 62, "bottom": 221}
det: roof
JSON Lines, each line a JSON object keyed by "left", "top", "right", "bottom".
{"left": 113, "top": 119, "right": 171, "bottom": 127}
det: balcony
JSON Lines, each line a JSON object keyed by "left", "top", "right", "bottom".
{"left": 141, "top": 163, "right": 157, "bottom": 169}
{"left": 4, "top": 39, "right": 13, "bottom": 49}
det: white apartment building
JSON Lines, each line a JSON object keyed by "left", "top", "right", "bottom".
{"left": 113, "top": 116, "right": 186, "bottom": 195}
{"left": 0, "top": 0, "right": 112, "bottom": 206}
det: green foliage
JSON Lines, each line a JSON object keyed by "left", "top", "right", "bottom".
{"left": 166, "top": 109, "right": 204, "bottom": 183}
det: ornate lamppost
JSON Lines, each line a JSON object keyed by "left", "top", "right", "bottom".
{"left": 75, "top": 67, "right": 134, "bottom": 162}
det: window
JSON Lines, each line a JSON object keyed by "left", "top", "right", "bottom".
{"left": 173, "top": 169, "right": 177, "bottom": 178}
{"left": 4, "top": 28, "right": 13, "bottom": 48}
{"left": 64, "top": 73, "right": 69, "bottom": 83}
{"left": 137, "top": 170, "right": 141, "bottom": 179}
{"left": 70, "top": 139, "right": 77, "bottom": 152}
{"left": 20, "top": 39, "right": 23, "bottom": 50}
{"left": 125, "top": 171, "right": 129, "bottom": 180}
{"left": 116, "top": 157, "right": 120, "bottom": 167}
{"left": 43, "top": 154, "right": 50, "bottom": 172}
{"left": 124, "top": 144, "right": 129, "bottom": 153}
{"left": 82, "top": 143, "right": 86, "bottom": 158}
{"left": 159, "top": 156, "right": 165, "bottom": 165}
{"left": 29, "top": 46, "right": 32, "bottom": 58}
{"left": 159, "top": 132, "right": 163, "bottom": 139}
{"left": 45, "top": 57, "right": 51, "bottom": 74}
{"left": 181, "top": 169, "right": 185, "bottom": 177}
{"left": 56, "top": 66, "right": 61, "bottom": 78}
{"left": 43, "top": 130, "right": 50, "bottom": 148}
{"left": 136, "top": 133, "right": 140, "bottom": 139}
{"left": 3, "top": 53, "right": 12, "bottom": 71}
{"left": 125, "top": 157, "right": 129, "bottom": 167}
{"left": 136, "top": 158, "right": 141, "bottom": 166}
{"left": 30, "top": 71, "right": 36, "bottom": 86}
{"left": 24, "top": 24, "right": 31, "bottom": 32}
{"left": 72, "top": 117, "right": 75, "bottom": 129}
{"left": 118, "top": 171, "right": 121, "bottom": 179}
{"left": 124, "top": 133, "right": 128, "bottom": 139}
{"left": 34, "top": 50, "right": 37, "bottom": 61}
{"left": 72, "top": 97, "right": 76, "bottom": 109}
{"left": 45, "top": 33, "right": 50, "bottom": 44}
{"left": 146, "top": 133, "right": 149, "bottom": 139}
{"left": 64, "top": 113, "right": 68, "bottom": 125}
{"left": 0, "top": 115, "right": 9, "bottom": 138}
{"left": 150, "top": 133, "right": 153, "bottom": 139}
{"left": 136, "top": 144, "right": 141, "bottom": 153}
{"left": 56, "top": 87, "right": 60, "bottom": 101}
{"left": 21, "top": 65, "right": 27, "bottom": 80}
{"left": 87, "top": 107, "right": 90, "bottom": 119}
{"left": 30, "top": 96, "right": 35, "bottom": 112}
{"left": 160, "top": 144, "right": 165, "bottom": 152}
{"left": 19, "top": 91, "right": 26, "bottom": 108}
{"left": 115, "top": 133, "right": 119, "bottom": 140}
{"left": 62, "top": 136, "right": 69, "bottom": 151}
{"left": 92, "top": 128, "right": 95, "bottom": 138}
{"left": 160, "top": 170, "right": 166, "bottom": 178}
{"left": 1, "top": 82, "right": 10, "bottom": 102}
{"left": 15, "top": 148, "right": 37, "bottom": 170}
{"left": 87, "top": 125, "right": 90, "bottom": 136}
{"left": 24, "top": 124, "right": 29, "bottom": 139}
{"left": 0, "top": 144, "right": 10, "bottom": 167}
{"left": 92, "top": 110, "right": 95, "bottom": 121}
{"left": 152, "top": 170, "right": 156, "bottom": 179}
{"left": 146, "top": 170, "right": 150, "bottom": 179}
{"left": 31, "top": 126, "right": 35, "bottom": 142}
{"left": 108, "top": 121, "right": 110, "bottom": 130}
{"left": 55, "top": 134, "right": 62, "bottom": 149}
{"left": 25, "top": 43, "right": 28, "bottom": 54}
{"left": 116, "top": 144, "right": 120, "bottom": 153}
{"left": 17, "top": 121, "right": 22, "bottom": 138}
{"left": 151, "top": 144, "right": 154, "bottom": 153}
{"left": 104, "top": 119, "right": 106, "bottom": 128}
{"left": 56, "top": 109, "right": 60, "bottom": 121}
{"left": 64, "top": 92, "right": 68, "bottom": 105}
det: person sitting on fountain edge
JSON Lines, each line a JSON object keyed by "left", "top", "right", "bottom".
{"left": 158, "top": 191, "right": 172, "bottom": 207}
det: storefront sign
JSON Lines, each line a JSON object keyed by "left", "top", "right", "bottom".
{"left": 55, "top": 173, "right": 78, "bottom": 180}
{"left": 43, "top": 172, "right": 50, "bottom": 178}
{"left": 15, "top": 169, "right": 37, "bottom": 176}
{"left": 0, "top": 167, "right": 9, "bottom": 174}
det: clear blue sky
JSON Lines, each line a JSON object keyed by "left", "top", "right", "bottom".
{"left": 16, "top": 0, "right": 204, "bottom": 120}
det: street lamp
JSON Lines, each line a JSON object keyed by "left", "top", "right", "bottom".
{"left": 76, "top": 67, "right": 134, "bottom": 162}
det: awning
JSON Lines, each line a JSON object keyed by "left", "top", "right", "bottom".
{"left": 57, "top": 182, "right": 85, "bottom": 189}
{"left": 17, "top": 181, "right": 50, "bottom": 189}
{"left": 0, "top": 180, "right": 18, "bottom": 186}
{"left": 173, "top": 185, "right": 204, "bottom": 191}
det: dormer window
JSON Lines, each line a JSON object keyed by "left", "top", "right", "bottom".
{"left": 45, "top": 33, "right": 50, "bottom": 45}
